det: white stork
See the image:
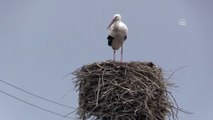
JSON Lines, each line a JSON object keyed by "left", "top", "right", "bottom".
{"left": 107, "top": 14, "right": 128, "bottom": 62}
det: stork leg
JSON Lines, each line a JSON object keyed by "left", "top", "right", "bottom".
{"left": 113, "top": 50, "right": 116, "bottom": 61}
{"left": 121, "top": 44, "right": 123, "bottom": 62}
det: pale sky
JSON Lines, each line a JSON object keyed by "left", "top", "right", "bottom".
{"left": 0, "top": 0, "right": 213, "bottom": 120}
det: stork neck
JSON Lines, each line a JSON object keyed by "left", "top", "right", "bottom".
{"left": 113, "top": 20, "right": 120, "bottom": 27}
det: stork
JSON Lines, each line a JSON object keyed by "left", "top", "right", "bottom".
{"left": 107, "top": 14, "right": 128, "bottom": 62}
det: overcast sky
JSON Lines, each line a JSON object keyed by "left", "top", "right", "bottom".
{"left": 0, "top": 0, "right": 213, "bottom": 120}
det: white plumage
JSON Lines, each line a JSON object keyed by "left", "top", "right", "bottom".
{"left": 107, "top": 14, "right": 128, "bottom": 62}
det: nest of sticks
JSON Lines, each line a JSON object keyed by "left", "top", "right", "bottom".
{"left": 73, "top": 61, "right": 178, "bottom": 120}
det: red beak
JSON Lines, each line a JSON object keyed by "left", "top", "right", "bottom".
{"left": 107, "top": 18, "right": 115, "bottom": 29}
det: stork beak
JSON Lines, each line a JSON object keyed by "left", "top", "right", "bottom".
{"left": 107, "top": 18, "right": 115, "bottom": 29}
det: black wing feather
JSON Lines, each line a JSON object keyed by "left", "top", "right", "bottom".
{"left": 124, "top": 35, "right": 127, "bottom": 41}
{"left": 107, "top": 35, "right": 114, "bottom": 46}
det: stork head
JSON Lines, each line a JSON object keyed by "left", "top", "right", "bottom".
{"left": 113, "top": 14, "right": 121, "bottom": 21}
{"left": 107, "top": 14, "right": 122, "bottom": 29}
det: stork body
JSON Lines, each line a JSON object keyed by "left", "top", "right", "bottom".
{"left": 107, "top": 14, "right": 128, "bottom": 62}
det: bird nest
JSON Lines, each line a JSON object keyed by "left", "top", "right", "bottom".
{"left": 73, "top": 61, "right": 178, "bottom": 120}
